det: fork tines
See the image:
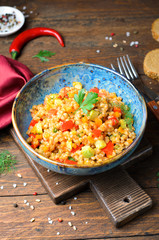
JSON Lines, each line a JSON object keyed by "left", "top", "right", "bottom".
{"left": 117, "top": 55, "right": 139, "bottom": 81}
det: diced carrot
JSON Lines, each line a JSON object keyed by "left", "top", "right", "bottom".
{"left": 82, "top": 116, "right": 88, "bottom": 123}
{"left": 95, "top": 118, "right": 102, "bottom": 127}
{"left": 92, "top": 129, "right": 102, "bottom": 137}
{"left": 48, "top": 109, "right": 58, "bottom": 115}
{"left": 29, "top": 133, "right": 36, "bottom": 138}
{"left": 42, "top": 145, "right": 50, "bottom": 152}
{"left": 61, "top": 120, "right": 75, "bottom": 132}
{"left": 114, "top": 111, "right": 121, "bottom": 118}
{"left": 118, "top": 126, "right": 124, "bottom": 134}
{"left": 63, "top": 87, "right": 68, "bottom": 97}
{"left": 127, "top": 139, "right": 133, "bottom": 144}
{"left": 89, "top": 87, "right": 99, "bottom": 93}
{"left": 102, "top": 141, "right": 114, "bottom": 157}
{"left": 88, "top": 136, "right": 95, "bottom": 144}
{"left": 71, "top": 144, "right": 84, "bottom": 153}
{"left": 29, "top": 119, "right": 38, "bottom": 127}
{"left": 113, "top": 107, "right": 122, "bottom": 113}
{"left": 31, "top": 143, "right": 39, "bottom": 149}
{"left": 35, "top": 134, "right": 43, "bottom": 140}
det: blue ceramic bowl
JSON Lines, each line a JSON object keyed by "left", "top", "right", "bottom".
{"left": 12, "top": 63, "right": 147, "bottom": 175}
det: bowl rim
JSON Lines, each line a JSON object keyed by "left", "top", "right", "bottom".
{"left": 12, "top": 62, "right": 147, "bottom": 169}
{"left": 0, "top": 6, "right": 25, "bottom": 37}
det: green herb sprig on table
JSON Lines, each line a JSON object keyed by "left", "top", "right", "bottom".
{"left": 32, "top": 50, "right": 56, "bottom": 62}
{"left": 74, "top": 89, "right": 99, "bottom": 114}
{"left": 0, "top": 150, "right": 17, "bottom": 174}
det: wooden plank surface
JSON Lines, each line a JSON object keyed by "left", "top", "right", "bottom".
{"left": 0, "top": 0, "right": 159, "bottom": 239}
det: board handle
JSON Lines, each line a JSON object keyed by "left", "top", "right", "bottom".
{"left": 90, "top": 167, "right": 152, "bottom": 227}
{"left": 147, "top": 100, "right": 159, "bottom": 121}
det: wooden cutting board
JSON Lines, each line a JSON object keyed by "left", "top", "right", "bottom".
{"left": 11, "top": 129, "right": 153, "bottom": 227}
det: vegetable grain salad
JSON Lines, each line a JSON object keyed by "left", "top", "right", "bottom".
{"left": 26, "top": 82, "right": 136, "bottom": 167}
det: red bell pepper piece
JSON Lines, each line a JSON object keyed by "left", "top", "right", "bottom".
{"left": 71, "top": 144, "right": 84, "bottom": 153}
{"left": 28, "top": 133, "right": 36, "bottom": 138}
{"left": 113, "top": 107, "right": 122, "bottom": 113}
{"left": 89, "top": 87, "right": 99, "bottom": 94}
{"left": 65, "top": 159, "right": 77, "bottom": 165}
{"left": 56, "top": 158, "right": 64, "bottom": 163}
{"left": 109, "top": 116, "right": 119, "bottom": 126}
{"left": 31, "top": 143, "right": 39, "bottom": 149}
{"left": 102, "top": 141, "right": 114, "bottom": 157}
{"left": 29, "top": 119, "right": 38, "bottom": 127}
{"left": 92, "top": 129, "right": 102, "bottom": 137}
{"left": 61, "top": 120, "right": 75, "bottom": 132}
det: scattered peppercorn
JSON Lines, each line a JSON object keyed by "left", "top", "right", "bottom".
{"left": 68, "top": 221, "right": 73, "bottom": 227}
{"left": 17, "top": 173, "right": 22, "bottom": 178}
{"left": 120, "top": 47, "right": 124, "bottom": 51}
{"left": 30, "top": 218, "right": 35, "bottom": 222}
{"left": 58, "top": 218, "right": 63, "bottom": 222}
{"left": 59, "top": 200, "right": 67, "bottom": 205}
{"left": 73, "top": 226, "right": 77, "bottom": 231}
{"left": 13, "top": 203, "right": 18, "bottom": 208}
{"left": 133, "top": 30, "right": 138, "bottom": 34}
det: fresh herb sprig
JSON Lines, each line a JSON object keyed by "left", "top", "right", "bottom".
{"left": 32, "top": 50, "right": 56, "bottom": 62}
{"left": 0, "top": 150, "right": 17, "bottom": 174}
{"left": 111, "top": 101, "right": 134, "bottom": 129}
{"left": 74, "top": 89, "right": 99, "bottom": 114}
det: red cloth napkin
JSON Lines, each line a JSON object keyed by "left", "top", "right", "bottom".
{"left": 0, "top": 55, "right": 34, "bottom": 129}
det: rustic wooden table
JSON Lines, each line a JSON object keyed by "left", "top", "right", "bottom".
{"left": 0, "top": 0, "right": 159, "bottom": 239}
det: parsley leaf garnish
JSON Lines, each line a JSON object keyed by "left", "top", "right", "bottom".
{"left": 74, "top": 89, "right": 99, "bottom": 114}
{"left": 32, "top": 50, "right": 56, "bottom": 62}
{"left": 0, "top": 150, "right": 17, "bottom": 174}
{"left": 68, "top": 156, "right": 76, "bottom": 161}
{"left": 110, "top": 101, "right": 134, "bottom": 129}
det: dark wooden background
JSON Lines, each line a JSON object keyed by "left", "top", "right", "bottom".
{"left": 0, "top": 0, "right": 159, "bottom": 239}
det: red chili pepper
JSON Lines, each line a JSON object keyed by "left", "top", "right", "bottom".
{"left": 9, "top": 27, "right": 65, "bottom": 59}
{"left": 33, "top": 192, "right": 37, "bottom": 195}
{"left": 111, "top": 32, "right": 115, "bottom": 36}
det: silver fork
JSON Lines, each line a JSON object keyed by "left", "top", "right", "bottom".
{"left": 111, "top": 55, "right": 159, "bottom": 121}
{"left": 111, "top": 55, "right": 138, "bottom": 81}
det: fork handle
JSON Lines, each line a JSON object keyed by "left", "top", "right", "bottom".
{"left": 147, "top": 100, "right": 159, "bottom": 121}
